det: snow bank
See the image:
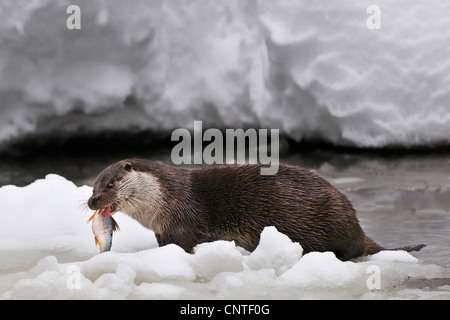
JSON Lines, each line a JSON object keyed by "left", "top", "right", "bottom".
{"left": 1, "top": 0, "right": 450, "bottom": 149}
{"left": 0, "top": 174, "right": 154, "bottom": 254}
{"left": 0, "top": 174, "right": 449, "bottom": 299}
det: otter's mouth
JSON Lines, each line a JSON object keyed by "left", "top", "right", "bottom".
{"left": 100, "top": 202, "right": 119, "bottom": 218}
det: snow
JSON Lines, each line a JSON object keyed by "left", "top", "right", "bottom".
{"left": 244, "top": 226, "right": 303, "bottom": 275}
{"left": 0, "top": 174, "right": 449, "bottom": 299}
{"left": 1, "top": 0, "right": 450, "bottom": 149}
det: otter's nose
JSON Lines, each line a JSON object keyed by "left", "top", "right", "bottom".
{"left": 88, "top": 196, "right": 100, "bottom": 209}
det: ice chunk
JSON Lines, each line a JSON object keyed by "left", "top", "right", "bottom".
{"left": 192, "top": 241, "right": 244, "bottom": 281}
{"left": 244, "top": 226, "right": 303, "bottom": 275}
{"left": 370, "top": 250, "right": 419, "bottom": 263}
{"left": 278, "top": 251, "right": 363, "bottom": 288}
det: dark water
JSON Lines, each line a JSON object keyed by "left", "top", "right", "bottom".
{"left": 1, "top": 147, "right": 449, "bottom": 267}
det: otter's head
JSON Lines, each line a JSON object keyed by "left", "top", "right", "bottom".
{"left": 88, "top": 159, "right": 164, "bottom": 223}
{"left": 88, "top": 161, "right": 133, "bottom": 217}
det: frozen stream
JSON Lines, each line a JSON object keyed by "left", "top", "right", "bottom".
{"left": 0, "top": 151, "right": 449, "bottom": 299}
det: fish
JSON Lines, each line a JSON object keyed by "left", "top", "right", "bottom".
{"left": 87, "top": 209, "right": 120, "bottom": 253}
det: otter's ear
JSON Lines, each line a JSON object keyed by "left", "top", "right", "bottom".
{"left": 123, "top": 162, "right": 133, "bottom": 172}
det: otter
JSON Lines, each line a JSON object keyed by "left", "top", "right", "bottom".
{"left": 87, "top": 158, "right": 425, "bottom": 261}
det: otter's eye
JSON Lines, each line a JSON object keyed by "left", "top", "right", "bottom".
{"left": 107, "top": 183, "right": 114, "bottom": 189}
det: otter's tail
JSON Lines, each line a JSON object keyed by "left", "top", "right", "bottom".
{"left": 391, "top": 243, "right": 427, "bottom": 252}
{"left": 364, "top": 235, "right": 426, "bottom": 255}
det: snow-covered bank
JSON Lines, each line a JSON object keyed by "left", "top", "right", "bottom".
{"left": 0, "top": 174, "right": 449, "bottom": 299}
{"left": 1, "top": 0, "right": 450, "bottom": 149}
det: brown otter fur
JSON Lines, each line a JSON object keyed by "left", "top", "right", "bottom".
{"left": 88, "top": 158, "right": 424, "bottom": 261}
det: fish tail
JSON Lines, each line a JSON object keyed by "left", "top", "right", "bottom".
{"left": 87, "top": 210, "right": 99, "bottom": 222}
{"left": 111, "top": 217, "right": 120, "bottom": 232}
